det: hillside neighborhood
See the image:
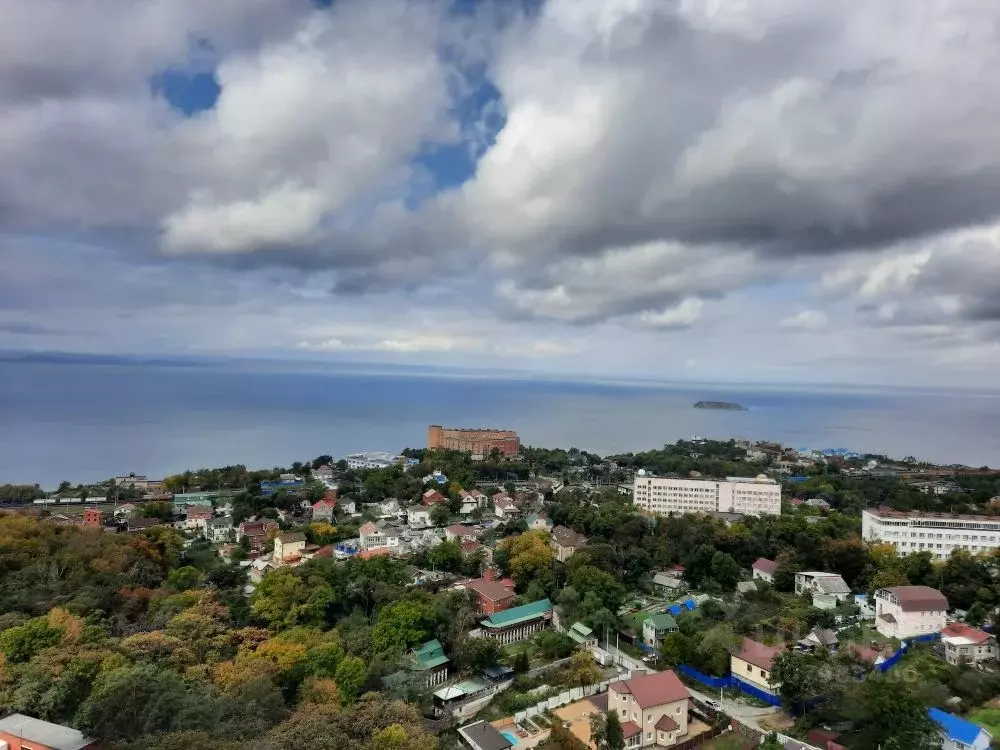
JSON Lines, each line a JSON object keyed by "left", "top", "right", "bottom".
{"left": 1, "top": 430, "right": 1000, "bottom": 749}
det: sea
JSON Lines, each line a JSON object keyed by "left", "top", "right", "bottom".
{"left": 2, "top": 359, "right": 1000, "bottom": 488}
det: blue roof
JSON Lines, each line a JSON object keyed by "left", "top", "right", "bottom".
{"left": 667, "top": 604, "right": 682, "bottom": 616}
{"left": 929, "top": 708, "right": 986, "bottom": 745}
{"left": 683, "top": 598, "right": 696, "bottom": 610}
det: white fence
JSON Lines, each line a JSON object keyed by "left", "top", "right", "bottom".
{"left": 514, "top": 672, "right": 634, "bottom": 723}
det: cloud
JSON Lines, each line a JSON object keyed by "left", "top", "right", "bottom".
{"left": 781, "top": 310, "right": 828, "bottom": 331}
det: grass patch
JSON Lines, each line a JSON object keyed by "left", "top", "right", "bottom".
{"left": 698, "top": 734, "right": 754, "bottom": 750}
{"left": 969, "top": 708, "right": 1000, "bottom": 737}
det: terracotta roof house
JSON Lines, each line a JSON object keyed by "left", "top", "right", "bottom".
{"left": 312, "top": 494, "right": 337, "bottom": 522}
{"left": 940, "top": 622, "right": 998, "bottom": 666}
{"left": 874, "top": 585, "right": 948, "bottom": 639}
{"left": 550, "top": 525, "right": 588, "bottom": 562}
{"left": 422, "top": 489, "right": 446, "bottom": 506}
{"left": 493, "top": 494, "right": 518, "bottom": 519}
{"left": 445, "top": 524, "right": 478, "bottom": 543}
{"left": 731, "top": 638, "right": 783, "bottom": 695}
{"left": 275, "top": 531, "right": 307, "bottom": 562}
{"left": 358, "top": 547, "right": 392, "bottom": 560}
{"left": 608, "top": 670, "right": 691, "bottom": 747}
{"left": 752, "top": 557, "right": 778, "bottom": 583}
{"left": 238, "top": 520, "right": 280, "bottom": 551}
{"left": 464, "top": 568, "right": 516, "bottom": 615}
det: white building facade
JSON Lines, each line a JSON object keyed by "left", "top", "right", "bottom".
{"left": 632, "top": 474, "right": 781, "bottom": 517}
{"left": 862, "top": 509, "right": 1000, "bottom": 560}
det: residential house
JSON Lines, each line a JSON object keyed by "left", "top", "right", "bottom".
{"left": 493, "top": 494, "right": 518, "bottom": 519}
{"left": 446, "top": 524, "right": 479, "bottom": 543}
{"left": 205, "top": 516, "right": 233, "bottom": 543}
{"left": 464, "top": 568, "right": 516, "bottom": 614}
{"left": 929, "top": 707, "right": 992, "bottom": 750}
{"left": 312, "top": 493, "right": 337, "bottom": 522}
{"left": 567, "top": 621, "right": 597, "bottom": 647}
{"left": 752, "top": 558, "right": 778, "bottom": 584}
{"left": 407, "top": 507, "right": 432, "bottom": 528}
{"left": 0, "top": 713, "right": 98, "bottom": 750}
{"left": 422, "top": 489, "right": 446, "bottom": 506}
{"left": 274, "top": 531, "right": 307, "bottom": 562}
{"left": 608, "top": 669, "right": 691, "bottom": 748}
{"left": 458, "top": 721, "right": 514, "bottom": 750}
{"left": 460, "top": 540, "right": 492, "bottom": 564}
{"left": 238, "top": 520, "right": 279, "bottom": 552}
{"left": 358, "top": 547, "right": 393, "bottom": 560}
{"left": 127, "top": 517, "right": 163, "bottom": 533}
{"left": 410, "top": 639, "right": 450, "bottom": 687}
{"left": 423, "top": 470, "right": 448, "bottom": 485}
{"left": 113, "top": 503, "right": 137, "bottom": 519}
{"left": 731, "top": 638, "right": 783, "bottom": 695}
{"left": 478, "top": 598, "right": 553, "bottom": 645}
{"left": 359, "top": 521, "right": 400, "bottom": 551}
{"left": 642, "top": 612, "right": 678, "bottom": 650}
{"left": 794, "top": 572, "right": 851, "bottom": 604}
{"left": 184, "top": 505, "right": 213, "bottom": 531}
{"left": 458, "top": 489, "right": 488, "bottom": 515}
{"left": 312, "top": 464, "right": 334, "bottom": 480}
{"left": 736, "top": 581, "right": 758, "bottom": 597}
{"left": 940, "top": 622, "right": 998, "bottom": 666}
{"left": 798, "top": 627, "right": 838, "bottom": 653}
{"left": 526, "top": 513, "right": 553, "bottom": 532}
{"left": 804, "top": 498, "right": 832, "bottom": 511}
{"left": 550, "top": 525, "right": 588, "bottom": 562}
{"left": 376, "top": 498, "right": 402, "bottom": 518}
{"left": 841, "top": 643, "right": 886, "bottom": 668}
{"left": 651, "top": 571, "right": 684, "bottom": 597}
{"left": 873, "top": 585, "right": 948, "bottom": 639}
{"left": 249, "top": 557, "right": 276, "bottom": 584}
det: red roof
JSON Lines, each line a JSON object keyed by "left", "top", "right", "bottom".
{"left": 941, "top": 622, "right": 993, "bottom": 644}
{"left": 359, "top": 522, "right": 379, "bottom": 535}
{"left": 313, "top": 499, "right": 336, "bottom": 509}
{"left": 620, "top": 721, "right": 641, "bottom": 739}
{"left": 313, "top": 545, "right": 334, "bottom": 558}
{"left": 460, "top": 540, "right": 483, "bottom": 553}
{"left": 447, "top": 524, "right": 476, "bottom": 536}
{"left": 752, "top": 557, "right": 778, "bottom": 575}
{"left": 844, "top": 643, "right": 883, "bottom": 664}
{"left": 734, "top": 638, "right": 782, "bottom": 671}
{"left": 465, "top": 577, "right": 516, "bottom": 603}
{"left": 789, "top": 497, "right": 804, "bottom": 506}
{"left": 358, "top": 548, "right": 391, "bottom": 559}
{"left": 422, "top": 490, "right": 445, "bottom": 505}
{"left": 187, "top": 507, "right": 212, "bottom": 519}
{"left": 609, "top": 670, "right": 690, "bottom": 709}
{"left": 654, "top": 715, "right": 679, "bottom": 732}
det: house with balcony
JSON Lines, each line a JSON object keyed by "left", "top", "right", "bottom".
{"left": 940, "top": 622, "right": 997, "bottom": 666}
{"left": 359, "top": 521, "right": 400, "bottom": 551}
{"left": 608, "top": 670, "right": 691, "bottom": 748}
{"left": 873, "top": 585, "right": 948, "bottom": 639}
{"left": 493, "top": 494, "right": 519, "bottom": 519}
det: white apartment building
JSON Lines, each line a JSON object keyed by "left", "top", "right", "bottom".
{"left": 862, "top": 509, "right": 1000, "bottom": 560}
{"left": 632, "top": 473, "right": 781, "bottom": 517}
{"left": 343, "top": 452, "right": 399, "bottom": 470}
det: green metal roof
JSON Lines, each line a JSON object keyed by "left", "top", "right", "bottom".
{"left": 643, "top": 612, "right": 678, "bottom": 631}
{"left": 481, "top": 598, "right": 553, "bottom": 629}
{"left": 411, "top": 639, "right": 449, "bottom": 671}
{"left": 568, "top": 622, "right": 594, "bottom": 643}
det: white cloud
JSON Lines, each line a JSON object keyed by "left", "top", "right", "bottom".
{"left": 781, "top": 310, "right": 828, "bottom": 331}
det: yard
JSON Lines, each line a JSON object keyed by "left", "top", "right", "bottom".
{"left": 696, "top": 732, "right": 754, "bottom": 750}
{"left": 968, "top": 707, "right": 1000, "bottom": 737}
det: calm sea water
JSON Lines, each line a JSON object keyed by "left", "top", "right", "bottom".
{"left": 1, "top": 361, "right": 999, "bottom": 487}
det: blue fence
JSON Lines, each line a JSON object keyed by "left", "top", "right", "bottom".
{"left": 678, "top": 664, "right": 730, "bottom": 690}
{"left": 730, "top": 675, "right": 783, "bottom": 707}
{"left": 875, "top": 633, "right": 940, "bottom": 673}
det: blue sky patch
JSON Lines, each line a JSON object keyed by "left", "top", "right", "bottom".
{"left": 151, "top": 70, "right": 221, "bottom": 116}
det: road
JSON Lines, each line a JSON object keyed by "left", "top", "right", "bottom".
{"left": 685, "top": 683, "right": 781, "bottom": 731}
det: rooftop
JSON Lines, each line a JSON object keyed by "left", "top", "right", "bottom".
{"left": 276, "top": 531, "right": 306, "bottom": 544}
{"left": 865, "top": 508, "right": 1000, "bottom": 522}
{"left": 929, "top": 707, "right": 989, "bottom": 746}
{"left": 609, "top": 669, "right": 690, "bottom": 709}
{"left": 0, "top": 714, "right": 94, "bottom": 750}
{"left": 481, "top": 598, "right": 552, "bottom": 629}
{"left": 734, "top": 637, "right": 783, "bottom": 671}
{"left": 458, "top": 721, "right": 513, "bottom": 750}
{"left": 551, "top": 525, "right": 588, "bottom": 548}
{"left": 411, "top": 639, "right": 449, "bottom": 671}
{"left": 753, "top": 557, "right": 779, "bottom": 575}
{"left": 644, "top": 612, "right": 678, "bottom": 631}
{"left": 940, "top": 622, "right": 992, "bottom": 645}
{"left": 466, "top": 577, "right": 516, "bottom": 603}
{"left": 881, "top": 585, "right": 949, "bottom": 612}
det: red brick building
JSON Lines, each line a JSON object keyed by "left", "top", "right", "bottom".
{"left": 82, "top": 508, "right": 102, "bottom": 527}
{"left": 464, "top": 568, "right": 516, "bottom": 614}
{"left": 427, "top": 425, "right": 519, "bottom": 457}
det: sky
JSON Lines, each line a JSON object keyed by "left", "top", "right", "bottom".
{"left": 2, "top": 0, "right": 1000, "bottom": 388}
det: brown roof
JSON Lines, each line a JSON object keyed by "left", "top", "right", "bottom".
{"left": 609, "top": 670, "right": 690, "bottom": 709}
{"left": 359, "top": 521, "right": 379, "bottom": 534}
{"left": 620, "top": 721, "right": 641, "bottom": 739}
{"left": 941, "top": 622, "right": 993, "bottom": 644}
{"left": 465, "top": 578, "right": 516, "bottom": 603}
{"left": 734, "top": 638, "right": 782, "bottom": 671}
{"left": 752, "top": 557, "right": 778, "bottom": 575}
{"left": 551, "top": 525, "right": 588, "bottom": 548}
{"left": 313, "top": 545, "right": 334, "bottom": 558}
{"left": 460, "top": 540, "right": 484, "bottom": 553}
{"left": 844, "top": 643, "right": 882, "bottom": 664}
{"left": 654, "top": 715, "right": 679, "bottom": 732}
{"left": 447, "top": 524, "right": 476, "bottom": 536}
{"left": 276, "top": 531, "right": 306, "bottom": 544}
{"left": 882, "top": 585, "right": 948, "bottom": 612}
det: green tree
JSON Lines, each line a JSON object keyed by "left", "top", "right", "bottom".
{"left": 513, "top": 650, "right": 531, "bottom": 674}
{"left": 849, "top": 675, "right": 939, "bottom": 750}
{"left": 460, "top": 637, "right": 503, "bottom": 671}
{"left": 604, "top": 711, "right": 624, "bottom": 750}
{"left": 370, "top": 599, "right": 437, "bottom": 655}
{"left": 334, "top": 655, "right": 367, "bottom": 704}
{"left": 165, "top": 565, "right": 203, "bottom": 592}
{"left": 250, "top": 568, "right": 335, "bottom": 629}
{"left": 709, "top": 552, "right": 741, "bottom": 590}
{"left": 760, "top": 733, "right": 783, "bottom": 750}
{"left": 0, "top": 618, "right": 61, "bottom": 664}
{"left": 659, "top": 632, "right": 693, "bottom": 668}
{"left": 589, "top": 712, "right": 607, "bottom": 750}
{"left": 429, "top": 503, "right": 451, "bottom": 527}
{"left": 75, "top": 664, "right": 215, "bottom": 741}
{"left": 770, "top": 651, "right": 825, "bottom": 714}
{"left": 427, "top": 540, "right": 462, "bottom": 572}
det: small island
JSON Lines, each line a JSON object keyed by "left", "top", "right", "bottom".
{"left": 694, "top": 400, "right": 747, "bottom": 411}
